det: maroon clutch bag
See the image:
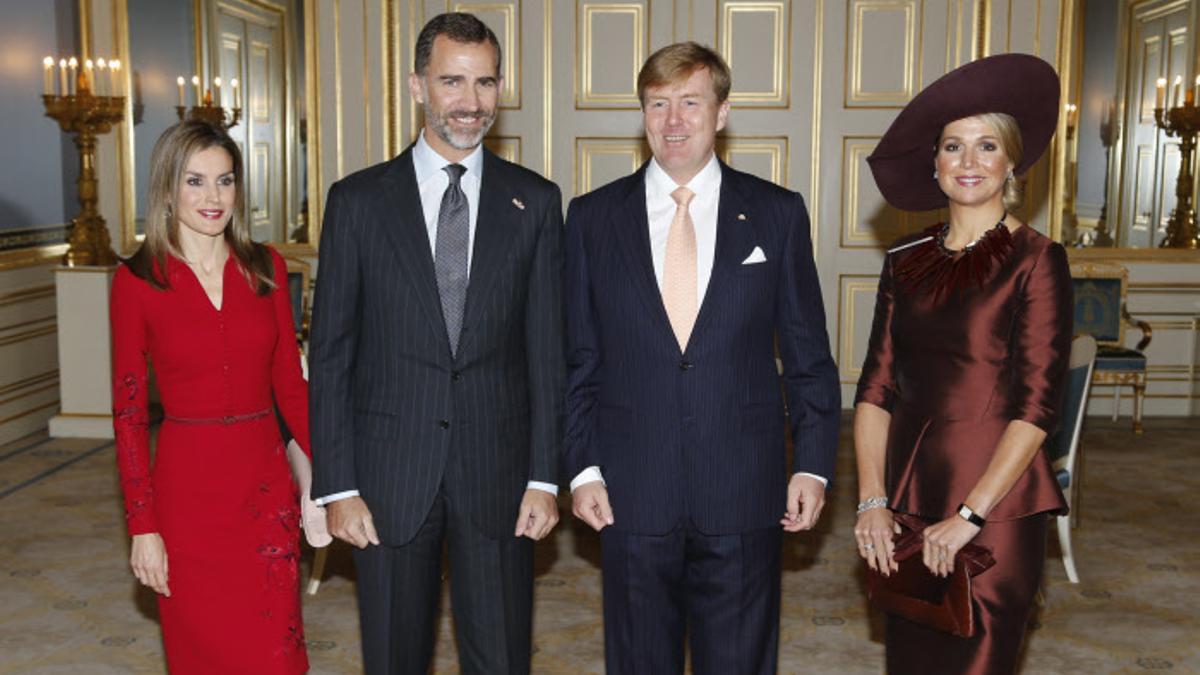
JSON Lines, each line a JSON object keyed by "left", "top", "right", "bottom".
{"left": 865, "top": 513, "right": 996, "bottom": 638}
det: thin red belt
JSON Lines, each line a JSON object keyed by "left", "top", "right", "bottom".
{"left": 164, "top": 408, "right": 272, "bottom": 426}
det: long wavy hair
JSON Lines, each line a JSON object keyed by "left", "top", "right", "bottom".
{"left": 125, "top": 119, "right": 274, "bottom": 294}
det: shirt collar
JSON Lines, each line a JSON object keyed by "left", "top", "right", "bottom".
{"left": 646, "top": 153, "right": 721, "bottom": 201}
{"left": 413, "top": 129, "right": 485, "bottom": 184}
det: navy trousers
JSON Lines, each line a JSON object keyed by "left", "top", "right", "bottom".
{"left": 601, "top": 523, "right": 783, "bottom": 674}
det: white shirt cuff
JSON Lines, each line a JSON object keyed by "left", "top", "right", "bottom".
{"left": 793, "top": 471, "right": 828, "bottom": 487}
{"left": 570, "top": 466, "right": 606, "bottom": 493}
{"left": 314, "top": 489, "right": 360, "bottom": 506}
{"left": 526, "top": 480, "right": 559, "bottom": 496}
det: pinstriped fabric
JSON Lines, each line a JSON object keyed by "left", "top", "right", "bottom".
{"left": 564, "top": 161, "right": 841, "bottom": 537}
{"left": 310, "top": 147, "right": 565, "bottom": 546}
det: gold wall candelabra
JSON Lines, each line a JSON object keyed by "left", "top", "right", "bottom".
{"left": 175, "top": 75, "right": 241, "bottom": 131}
{"left": 1153, "top": 76, "right": 1200, "bottom": 249}
{"left": 41, "top": 56, "right": 124, "bottom": 266}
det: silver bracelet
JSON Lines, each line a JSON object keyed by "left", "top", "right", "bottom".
{"left": 856, "top": 496, "right": 888, "bottom": 514}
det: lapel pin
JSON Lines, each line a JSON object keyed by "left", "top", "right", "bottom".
{"left": 512, "top": 197, "right": 525, "bottom": 210}
{"left": 737, "top": 213, "right": 747, "bottom": 221}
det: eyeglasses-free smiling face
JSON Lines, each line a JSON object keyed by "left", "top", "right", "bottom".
{"left": 174, "top": 145, "right": 236, "bottom": 239}
{"left": 642, "top": 67, "right": 731, "bottom": 185}
{"left": 934, "top": 116, "right": 1015, "bottom": 210}
{"left": 410, "top": 35, "right": 501, "bottom": 160}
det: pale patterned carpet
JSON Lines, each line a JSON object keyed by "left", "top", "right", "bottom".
{"left": 0, "top": 417, "right": 1197, "bottom": 674}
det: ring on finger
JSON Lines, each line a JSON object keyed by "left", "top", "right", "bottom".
{"left": 862, "top": 543, "right": 875, "bottom": 551}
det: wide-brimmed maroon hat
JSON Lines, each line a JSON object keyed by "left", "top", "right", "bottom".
{"left": 867, "top": 53, "right": 1060, "bottom": 211}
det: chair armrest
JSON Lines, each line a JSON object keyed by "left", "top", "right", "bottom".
{"left": 1122, "top": 306, "right": 1152, "bottom": 351}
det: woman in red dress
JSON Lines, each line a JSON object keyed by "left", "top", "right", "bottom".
{"left": 852, "top": 55, "right": 1071, "bottom": 674}
{"left": 111, "top": 120, "right": 310, "bottom": 674}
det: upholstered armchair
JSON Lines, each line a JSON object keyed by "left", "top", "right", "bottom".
{"left": 1069, "top": 262, "right": 1152, "bottom": 433}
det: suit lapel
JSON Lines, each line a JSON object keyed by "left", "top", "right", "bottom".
{"left": 378, "top": 148, "right": 446, "bottom": 338}
{"left": 457, "top": 150, "right": 521, "bottom": 357}
{"left": 689, "top": 163, "right": 756, "bottom": 351}
{"left": 612, "top": 167, "right": 677, "bottom": 344}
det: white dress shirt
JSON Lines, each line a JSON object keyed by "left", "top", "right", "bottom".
{"left": 570, "top": 153, "right": 827, "bottom": 492}
{"left": 317, "top": 132, "right": 557, "bottom": 505}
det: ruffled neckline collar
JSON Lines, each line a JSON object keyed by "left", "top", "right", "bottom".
{"left": 891, "top": 220, "right": 1015, "bottom": 300}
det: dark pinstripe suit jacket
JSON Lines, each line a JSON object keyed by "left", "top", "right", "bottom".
{"left": 309, "top": 146, "right": 564, "bottom": 544}
{"left": 564, "top": 161, "right": 840, "bottom": 536}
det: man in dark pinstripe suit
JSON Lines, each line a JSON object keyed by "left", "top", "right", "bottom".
{"left": 565, "top": 43, "right": 841, "bottom": 673}
{"left": 308, "top": 13, "right": 564, "bottom": 675}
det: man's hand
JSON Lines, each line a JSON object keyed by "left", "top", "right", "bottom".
{"left": 781, "top": 474, "right": 826, "bottom": 532}
{"left": 572, "top": 481, "right": 614, "bottom": 532}
{"left": 514, "top": 489, "right": 559, "bottom": 540}
{"left": 131, "top": 533, "right": 170, "bottom": 596}
{"left": 326, "top": 496, "right": 380, "bottom": 549}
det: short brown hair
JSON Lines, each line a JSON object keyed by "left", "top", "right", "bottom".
{"left": 637, "top": 41, "right": 731, "bottom": 105}
{"left": 414, "top": 12, "right": 501, "bottom": 76}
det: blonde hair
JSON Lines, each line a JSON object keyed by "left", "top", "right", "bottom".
{"left": 637, "top": 41, "right": 731, "bottom": 105}
{"left": 127, "top": 120, "right": 274, "bottom": 294}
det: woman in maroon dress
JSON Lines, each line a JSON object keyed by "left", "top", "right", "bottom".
{"left": 852, "top": 55, "right": 1071, "bottom": 674}
{"left": 111, "top": 120, "right": 310, "bottom": 674}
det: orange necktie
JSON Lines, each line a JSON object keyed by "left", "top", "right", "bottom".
{"left": 663, "top": 187, "right": 697, "bottom": 350}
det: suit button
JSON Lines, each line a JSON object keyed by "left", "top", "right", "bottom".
{"left": 438, "top": 419, "right": 450, "bottom": 429}
{"left": 451, "top": 371, "right": 462, "bottom": 382}
{"left": 679, "top": 360, "right": 692, "bottom": 371}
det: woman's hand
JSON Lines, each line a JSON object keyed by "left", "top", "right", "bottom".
{"left": 130, "top": 533, "right": 170, "bottom": 596}
{"left": 921, "top": 516, "right": 981, "bottom": 577}
{"left": 854, "top": 508, "right": 900, "bottom": 575}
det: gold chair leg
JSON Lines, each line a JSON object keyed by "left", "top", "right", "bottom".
{"left": 1133, "top": 382, "right": 1145, "bottom": 434}
{"left": 307, "top": 546, "right": 329, "bottom": 596}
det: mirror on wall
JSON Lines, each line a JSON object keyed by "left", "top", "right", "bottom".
{"left": 123, "top": 0, "right": 309, "bottom": 252}
{"left": 1064, "top": 0, "right": 1198, "bottom": 250}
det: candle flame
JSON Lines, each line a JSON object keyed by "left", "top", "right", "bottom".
{"left": 192, "top": 75, "right": 200, "bottom": 85}
{"left": 230, "top": 78, "right": 238, "bottom": 88}
{"left": 43, "top": 56, "right": 54, "bottom": 67}
{"left": 1174, "top": 75, "right": 1183, "bottom": 85}
{"left": 177, "top": 76, "right": 185, "bottom": 85}
{"left": 1157, "top": 77, "right": 1167, "bottom": 87}
{"left": 68, "top": 57, "right": 78, "bottom": 67}
{"left": 97, "top": 58, "right": 107, "bottom": 69}
{"left": 213, "top": 76, "right": 222, "bottom": 86}
{"left": 110, "top": 60, "right": 120, "bottom": 71}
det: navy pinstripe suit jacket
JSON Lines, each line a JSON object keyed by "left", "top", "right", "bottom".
{"left": 309, "top": 147, "right": 565, "bottom": 545}
{"left": 564, "top": 161, "right": 840, "bottom": 536}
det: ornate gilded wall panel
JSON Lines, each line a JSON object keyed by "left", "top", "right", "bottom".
{"left": 845, "top": 0, "right": 919, "bottom": 107}
{"left": 718, "top": 136, "right": 787, "bottom": 186}
{"left": 576, "top": 1, "right": 648, "bottom": 108}
{"left": 574, "top": 137, "right": 647, "bottom": 194}
{"left": 837, "top": 274, "right": 879, "bottom": 382}
{"left": 717, "top": 1, "right": 789, "bottom": 107}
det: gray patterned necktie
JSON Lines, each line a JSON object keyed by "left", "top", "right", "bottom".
{"left": 435, "top": 163, "right": 469, "bottom": 355}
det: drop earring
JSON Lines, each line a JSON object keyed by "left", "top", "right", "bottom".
{"left": 933, "top": 170, "right": 939, "bottom": 180}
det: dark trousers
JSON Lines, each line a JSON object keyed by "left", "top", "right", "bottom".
{"left": 352, "top": 490, "right": 533, "bottom": 675}
{"left": 601, "top": 522, "right": 783, "bottom": 675}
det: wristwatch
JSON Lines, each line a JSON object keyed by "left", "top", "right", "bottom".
{"left": 956, "top": 502, "right": 986, "bottom": 527}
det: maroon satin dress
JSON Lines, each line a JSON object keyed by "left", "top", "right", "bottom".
{"left": 855, "top": 223, "right": 1070, "bottom": 675}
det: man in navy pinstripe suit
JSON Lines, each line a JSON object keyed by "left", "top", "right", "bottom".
{"left": 565, "top": 43, "right": 841, "bottom": 674}
{"left": 308, "top": 13, "right": 563, "bottom": 675}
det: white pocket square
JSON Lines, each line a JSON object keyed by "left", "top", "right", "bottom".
{"left": 742, "top": 247, "right": 767, "bottom": 264}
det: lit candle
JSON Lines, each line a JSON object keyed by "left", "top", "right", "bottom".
{"left": 96, "top": 58, "right": 107, "bottom": 96}
{"left": 110, "top": 60, "right": 121, "bottom": 96}
{"left": 58, "top": 58, "right": 68, "bottom": 96}
{"left": 1194, "top": 76, "right": 1200, "bottom": 107}
{"left": 67, "top": 57, "right": 77, "bottom": 96}
{"left": 1156, "top": 77, "right": 1167, "bottom": 109}
{"left": 84, "top": 58, "right": 94, "bottom": 94}
{"left": 213, "top": 76, "right": 222, "bottom": 103}
{"left": 1173, "top": 75, "right": 1182, "bottom": 109}
{"left": 192, "top": 75, "right": 201, "bottom": 105}
{"left": 177, "top": 76, "right": 186, "bottom": 106}
{"left": 43, "top": 56, "right": 54, "bottom": 95}
{"left": 230, "top": 78, "right": 239, "bottom": 109}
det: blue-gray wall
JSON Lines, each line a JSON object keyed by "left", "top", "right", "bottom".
{"left": 1075, "top": 0, "right": 1119, "bottom": 220}
{"left": 128, "top": 0, "right": 195, "bottom": 226}
{"left": 0, "top": 0, "right": 79, "bottom": 233}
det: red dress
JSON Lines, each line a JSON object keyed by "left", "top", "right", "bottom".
{"left": 111, "top": 248, "right": 310, "bottom": 674}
